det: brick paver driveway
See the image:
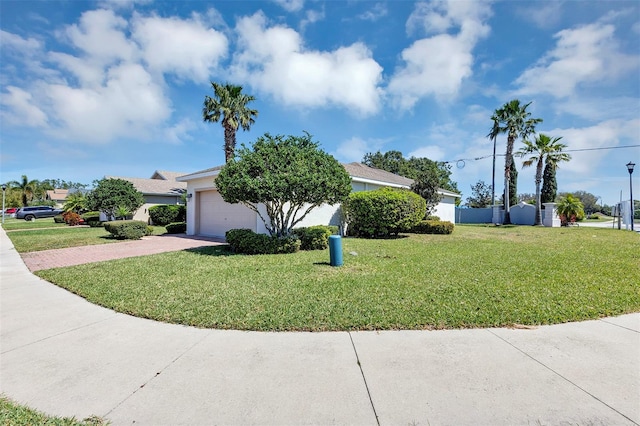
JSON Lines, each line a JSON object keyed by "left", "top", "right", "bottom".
{"left": 21, "top": 234, "right": 226, "bottom": 272}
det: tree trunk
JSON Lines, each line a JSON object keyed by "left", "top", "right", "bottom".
{"left": 534, "top": 160, "right": 543, "bottom": 225}
{"left": 503, "top": 134, "right": 515, "bottom": 224}
{"left": 223, "top": 122, "right": 237, "bottom": 163}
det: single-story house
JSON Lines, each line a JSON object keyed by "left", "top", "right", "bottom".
{"left": 45, "top": 189, "right": 69, "bottom": 208}
{"left": 177, "top": 162, "right": 460, "bottom": 239}
{"left": 105, "top": 170, "right": 187, "bottom": 223}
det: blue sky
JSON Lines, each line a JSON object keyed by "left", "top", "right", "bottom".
{"left": 1, "top": 0, "right": 638, "bottom": 205}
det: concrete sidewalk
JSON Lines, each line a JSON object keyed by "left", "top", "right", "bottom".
{"left": 1, "top": 229, "right": 639, "bottom": 425}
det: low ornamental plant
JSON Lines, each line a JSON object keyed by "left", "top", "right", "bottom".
{"left": 411, "top": 220, "right": 454, "bottom": 235}
{"left": 225, "top": 229, "right": 300, "bottom": 255}
{"left": 292, "top": 225, "right": 338, "bottom": 250}
{"left": 165, "top": 222, "right": 187, "bottom": 234}
{"left": 104, "top": 220, "right": 148, "bottom": 240}
{"left": 62, "top": 211, "right": 83, "bottom": 226}
{"left": 149, "top": 205, "right": 186, "bottom": 226}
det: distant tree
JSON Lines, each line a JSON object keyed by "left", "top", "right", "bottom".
{"left": 8, "top": 175, "right": 39, "bottom": 206}
{"left": 411, "top": 171, "right": 442, "bottom": 216}
{"left": 518, "top": 193, "right": 537, "bottom": 204}
{"left": 466, "top": 180, "right": 492, "bottom": 208}
{"left": 508, "top": 160, "right": 518, "bottom": 207}
{"left": 516, "top": 134, "right": 570, "bottom": 225}
{"left": 203, "top": 82, "right": 258, "bottom": 163}
{"left": 558, "top": 191, "right": 599, "bottom": 215}
{"left": 87, "top": 178, "right": 144, "bottom": 221}
{"left": 540, "top": 161, "right": 557, "bottom": 204}
{"left": 489, "top": 99, "right": 542, "bottom": 224}
{"left": 215, "top": 132, "right": 352, "bottom": 238}
{"left": 362, "top": 150, "right": 458, "bottom": 193}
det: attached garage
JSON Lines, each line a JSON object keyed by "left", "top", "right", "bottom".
{"left": 196, "top": 190, "right": 257, "bottom": 238}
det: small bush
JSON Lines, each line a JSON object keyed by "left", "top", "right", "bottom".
{"left": 411, "top": 220, "right": 454, "bottom": 235}
{"left": 148, "top": 205, "right": 186, "bottom": 226}
{"left": 53, "top": 214, "right": 65, "bottom": 224}
{"left": 62, "top": 211, "right": 82, "bottom": 226}
{"left": 226, "top": 229, "right": 300, "bottom": 255}
{"left": 344, "top": 187, "right": 426, "bottom": 238}
{"left": 104, "top": 220, "right": 148, "bottom": 240}
{"left": 426, "top": 215, "right": 441, "bottom": 221}
{"left": 166, "top": 222, "right": 187, "bottom": 234}
{"left": 146, "top": 226, "right": 154, "bottom": 236}
{"left": 293, "top": 225, "right": 337, "bottom": 250}
{"left": 82, "top": 211, "right": 102, "bottom": 227}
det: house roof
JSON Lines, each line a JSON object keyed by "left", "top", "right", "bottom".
{"left": 45, "top": 189, "right": 69, "bottom": 202}
{"left": 176, "top": 162, "right": 460, "bottom": 197}
{"left": 106, "top": 171, "right": 187, "bottom": 196}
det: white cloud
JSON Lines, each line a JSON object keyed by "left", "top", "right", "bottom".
{"left": 388, "top": 0, "right": 492, "bottom": 109}
{"left": 408, "top": 145, "right": 446, "bottom": 161}
{"left": 514, "top": 22, "right": 639, "bottom": 98}
{"left": 231, "top": 12, "right": 383, "bottom": 116}
{"left": 164, "top": 118, "right": 197, "bottom": 145}
{"left": 98, "top": 0, "right": 152, "bottom": 10}
{"left": 45, "top": 63, "right": 171, "bottom": 143}
{"left": 516, "top": 2, "right": 563, "bottom": 29}
{"left": 273, "top": 0, "right": 304, "bottom": 13}
{"left": 0, "top": 30, "right": 43, "bottom": 53}
{"left": 333, "top": 136, "right": 385, "bottom": 163}
{"left": 300, "top": 8, "right": 325, "bottom": 31}
{"left": 132, "top": 13, "right": 228, "bottom": 82}
{"left": 358, "top": 3, "right": 388, "bottom": 22}
{"left": 0, "top": 86, "right": 48, "bottom": 127}
{"left": 547, "top": 119, "right": 640, "bottom": 175}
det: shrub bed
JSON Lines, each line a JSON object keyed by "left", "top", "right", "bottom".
{"left": 62, "top": 211, "right": 83, "bottom": 226}
{"left": 292, "top": 225, "right": 338, "bottom": 250}
{"left": 104, "top": 220, "right": 149, "bottom": 240}
{"left": 53, "top": 214, "right": 65, "bottom": 224}
{"left": 165, "top": 222, "right": 187, "bottom": 234}
{"left": 148, "top": 205, "right": 186, "bottom": 226}
{"left": 226, "top": 229, "right": 300, "bottom": 254}
{"left": 411, "top": 220, "right": 454, "bottom": 235}
{"left": 344, "top": 187, "right": 426, "bottom": 238}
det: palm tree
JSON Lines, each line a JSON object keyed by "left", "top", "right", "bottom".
{"left": 9, "top": 175, "right": 39, "bottom": 207}
{"left": 557, "top": 194, "right": 584, "bottom": 226}
{"left": 516, "top": 134, "right": 571, "bottom": 225}
{"left": 490, "top": 100, "right": 542, "bottom": 224}
{"left": 203, "top": 82, "right": 258, "bottom": 163}
{"left": 487, "top": 118, "right": 500, "bottom": 206}
{"left": 63, "top": 191, "right": 87, "bottom": 213}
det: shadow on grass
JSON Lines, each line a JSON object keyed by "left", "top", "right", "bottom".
{"left": 184, "top": 246, "right": 234, "bottom": 257}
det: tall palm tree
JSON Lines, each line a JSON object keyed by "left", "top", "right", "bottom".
{"left": 516, "top": 134, "right": 571, "bottom": 225}
{"left": 487, "top": 118, "right": 500, "bottom": 206}
{"left": 9, "top": 175, "right": 39, "bottom": 207}
{"left": 203, "top": 82, "right": 258, "bottom": 163}
{"left": 490, "top": 100, "right": 542, "bottom": 224}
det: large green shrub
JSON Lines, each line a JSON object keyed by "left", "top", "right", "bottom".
{"left": 292, "top": 225, "right": 338, "bottom": 250}
{"left": 148, "top": 205, "right": 186, "bottom": 226}
{"left": 225, "top": 229, "right": 300, "bottom": 254}
{"left": 104, "top": 220, "right": 148, "bottom": 240}
{"left": 82, "top": 211, "right": 102, "bottom": 227}
{"left": 411, "top": 220, "right": 454, "bottom": 235}
{"left": 344, "top": 187, "right": 426, "bottom": 238}
{"left": 165, "top": 222, "right": 187, "bottom": 234}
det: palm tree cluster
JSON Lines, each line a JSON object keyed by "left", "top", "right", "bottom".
{"left": 489, "top": 99, "right": 571, "bottom": 225}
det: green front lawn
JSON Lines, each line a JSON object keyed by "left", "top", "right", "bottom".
{"left": 36, "top": 226, "right": 640, "bottom": 331}
{"left": 7, "top": 225, "right": 167, "bottom": 253}
{"left": 0, "top": 395, "right": 107, "bottom": 426}
{"left": 1, "top": 217, "right": 68, "bottom": 231}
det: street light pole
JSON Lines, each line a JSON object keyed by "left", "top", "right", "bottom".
{"left": 627, "top": 162, "right": 635, "bottom": 232}
{"left": 2, "top": 184, "right": 6, "bottom": 225}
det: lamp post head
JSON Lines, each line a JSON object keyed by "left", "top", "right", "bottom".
{"left": 1, "top": 184, "right": 5, "bottom": 192}
{"left": 627, "top": 162, "right": 635, "bottom": 175}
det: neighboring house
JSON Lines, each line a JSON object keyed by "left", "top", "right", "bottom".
{"left": 177, "top": 162, "right": 460, "bottom": 239}
{"left": 45, "top": 189, "right": 69, "bottom": 208}
{"left": 105, "top": 170, "right": 187, "bottom": 223}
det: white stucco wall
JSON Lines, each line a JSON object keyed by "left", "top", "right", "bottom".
{"left": 431, "top": 195, "right": 456, "bottom": 223}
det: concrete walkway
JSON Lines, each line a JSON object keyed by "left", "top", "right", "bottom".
{"left": 1, "top": 229, "right": 639, "bottom": 425}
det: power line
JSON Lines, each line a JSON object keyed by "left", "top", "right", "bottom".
{"left": 444, "top": 144, "right": 640, "bottom": 168}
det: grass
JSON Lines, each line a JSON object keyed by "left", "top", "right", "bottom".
{"left": 0, "top": 395, "right": 107, "bottom": 426}
{"left": 36, "top": 225, "right": 640, "bottom": 331}
{"left": 6, "top": 225, "right": 167, "bottom": 253}
{"left": 1, "top": 217, "right": 68, "bottom": 231}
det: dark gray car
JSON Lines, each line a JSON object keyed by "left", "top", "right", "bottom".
{"left": 15, "top": 206, "right": 64, "bottom": 221}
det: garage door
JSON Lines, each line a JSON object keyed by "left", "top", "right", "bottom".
{"left": 197, "top": 191, "right": 257, "bottom": 238}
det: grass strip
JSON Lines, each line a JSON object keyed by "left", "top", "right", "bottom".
{"left": 0, "top": 395, "right": 107, "bottom": 425}
{"left": 36, "top": 226, "right": 640, "bottom": 331}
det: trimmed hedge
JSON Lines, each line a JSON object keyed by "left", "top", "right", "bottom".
{"left": 104, "top": 220, "right": 149, "bottom": 240}
{"left": 411, "top": 220, "right": 454, "bottom": 235}
{"left": 344, "top": 187, "right": 426, "bottom": 238}
{"left": 54, "top": 214, "right": 65, "bottom": 224}
{"left": 225, "top": 229, "right": 300, "bottom": 255}
{"left": 165, "top": 222, "right": 187, "bottom": 234}
{"left": 292, "top": 225, "right": 338, "bottom": 250}
{"left": 82, "top": 211, "right": 102, "bottom": 227}
{"left": 148, "top": 205, "right": 186, "bottom": 226}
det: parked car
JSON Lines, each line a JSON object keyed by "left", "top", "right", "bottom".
{"left": 4, "top": 207, "right": 17, "bottom": 215}
{"left": 15, "top": 206, "right": 64, "bottom": 221}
